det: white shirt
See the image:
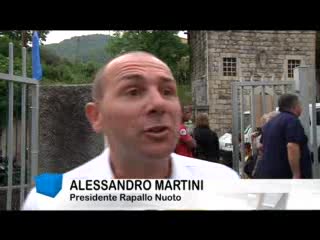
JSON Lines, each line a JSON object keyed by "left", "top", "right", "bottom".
{"left": 22, "top": 148, "right": 239, "bottom": 210}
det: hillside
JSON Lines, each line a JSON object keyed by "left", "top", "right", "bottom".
{"left": 44, "top": 34, "right": 111, "bottom": 65}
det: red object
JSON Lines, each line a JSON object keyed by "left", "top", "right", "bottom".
{"left": 175, "top": 124, "right": 193, "bottom": 157}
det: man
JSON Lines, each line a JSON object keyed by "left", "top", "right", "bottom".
{"left": 255, "top": 94, "right": 312, "bottom": 179}
{"left": 175, "top": 105, "right": 196, "bottom": 157}
{"left": 243, "top": 143, "right": 255, "bottom": 178}
{"left": 22, "top": 51, "right": 238, "bottom": 210}
{"left": 183, "top": 105, "right": 194, "bottom": 135}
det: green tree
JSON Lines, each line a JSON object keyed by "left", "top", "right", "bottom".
{"left": 0, "top": 31, "right": 50, "bottom": 47}
{"left": 176, "top": 56, "right": 190, "bottom": 85}
{"left": 105, "top": 31, "right": 190, "bottom": 85}
{"left": 41, "top": 48, "right": 62, "bottom": 66}
{"left": 0, "top": 33, "right": 34, "bottom": 131}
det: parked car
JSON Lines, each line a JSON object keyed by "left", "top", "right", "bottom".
{"left": 219, "top": 124, "right": 252, "bottom": 168}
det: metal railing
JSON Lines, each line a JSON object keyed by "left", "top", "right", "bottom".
{"left": 0, "top": 43, "right": 39, "bottom": 210}
{"left": 231, "top": 67, "right": 319, "bottom": 178}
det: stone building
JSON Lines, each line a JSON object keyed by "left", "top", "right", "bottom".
{"left": 189, "top": 30, "right": 320, "bottom": 136}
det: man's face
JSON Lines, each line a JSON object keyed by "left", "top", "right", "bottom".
{"left": 245, "top": 147, "right": 250, "bottom": 156}
{"left": 183, "top": 111, "right": 192, "bottom": 122}
{"left": 293, "top": 101, "right": 303, "bottom": 117}
{"left": 96, "top": 54, "right": 181, "bottom": 159}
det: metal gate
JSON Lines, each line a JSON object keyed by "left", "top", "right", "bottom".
{"left": 0, "top": 43, "right": 39, "bottom": 210}
{"left": 231, "top": 66, "right": 319, "bottom": 178}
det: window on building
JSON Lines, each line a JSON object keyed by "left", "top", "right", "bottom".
{"left": 288, "top": 59, "right": 301, "bottom": 78}
{"left": 223, "top": 57, "right": 237, "bottom": 76}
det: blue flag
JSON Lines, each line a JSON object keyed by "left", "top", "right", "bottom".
{"left": 32, "top": 31, "right": 42, "bottom": 80}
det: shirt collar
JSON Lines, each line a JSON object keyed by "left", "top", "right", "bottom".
{"left": 280, "top": 110, "right": 298, "bottom": 118}
{"left": 170, "top": 153, "right": 194, "bottom": 179}
{"left": 101, "top": 148, "right": 193, "bottom": 179}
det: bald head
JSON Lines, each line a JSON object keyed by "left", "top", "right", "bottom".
{"left": 92, "top": 51, "right": 173, "bottom": 101}
{"left": 85, "top": 50, "right": 181, "bottom": 171}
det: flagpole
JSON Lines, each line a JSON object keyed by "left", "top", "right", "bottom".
{"left": 30, "top": 31, "right": 41, "bottom": 185}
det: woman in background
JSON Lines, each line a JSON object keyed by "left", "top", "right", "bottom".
{"left": 193, "top": 113, "right": 220, "bottom": 163}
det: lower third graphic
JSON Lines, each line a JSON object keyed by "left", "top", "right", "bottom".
{"left": 35, "top": 173, "right": 63, "bottom": 198}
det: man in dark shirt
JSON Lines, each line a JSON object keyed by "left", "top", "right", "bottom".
{"left": 254, "top": 94, "right": 312, "bottom": 179}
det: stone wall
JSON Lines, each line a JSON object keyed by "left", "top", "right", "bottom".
{"left": 316, "top": 32, "right": 320, "bottom": 101}
{"left": 38, "top": 84, "right": 104, "bottom": 174}
{"left": 189, "top": 31, "right": 209, "bottom": 111}
{"left": 190, "top": 30, "right": 317, "bottom": 136}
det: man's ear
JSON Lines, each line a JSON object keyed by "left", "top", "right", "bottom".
{"left": 85, "top": 102, "right": 103, "bottom": 133}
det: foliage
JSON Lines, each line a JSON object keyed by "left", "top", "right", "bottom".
{"left": 0, "top": 31, "right": 192, "bottom": 126}
{"left": 0, "top": 30, "right": 49, "bottom": 46}
{"left": 177, "top": 84, "right": 192, "bottom": 106}
{"left": 44, "top": 34, "right": 111, "bottom": 64}
{"left": 0, "top": 80, "right": 22, "bottom": 129}
{"left": 106, "top": 31, "right": 190, "bottom": 85}
{"left": 0, "top": 32, "right": 101, "bottom": 130}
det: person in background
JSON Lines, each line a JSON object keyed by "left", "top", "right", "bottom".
{"left": 193, "top": 113, "right": 220, "bottom": 163}
{"left": 254, "top": 94, "right": 312, "bottom": 179}
{"left": 243, "top": 142, "right": 254, "bottom": 178}
{"left": 175, "top": 105, "right": 197, "bottom": 157}
{"left": 183, "top": 106, "right": 194, "bottom": 136}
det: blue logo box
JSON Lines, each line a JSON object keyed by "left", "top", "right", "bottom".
{"left": 35, "top": 173, "right": 63, "bottom": 198}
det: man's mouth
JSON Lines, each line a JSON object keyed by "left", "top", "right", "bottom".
{"left": 145, "top": 126, "right": 168, "bottom": 133}
{"left": 144, "top": 125, "right": 170, "bottom": 139}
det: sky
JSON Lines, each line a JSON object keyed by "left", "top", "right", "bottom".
{"left": 44, "top": 31, "right": 188, "bottom": 45}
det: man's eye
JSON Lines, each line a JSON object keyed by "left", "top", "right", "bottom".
{"left": 163, "top": 88, "right": 174, "bottom": 96}
{"left": 127, "top": 89, "right": 140, "bottom": 96}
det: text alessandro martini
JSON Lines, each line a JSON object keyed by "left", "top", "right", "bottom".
{"left": 69, "top": 179, "right": 203, "bottom": 203}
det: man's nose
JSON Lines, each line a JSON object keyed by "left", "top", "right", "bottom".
{"left": 146, "top": 88, "right": 166, "bottom": 114}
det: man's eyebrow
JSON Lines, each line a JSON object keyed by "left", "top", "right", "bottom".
{"left": 120, "top": 74, "right": 175, "bottom": 83}
{"left": 121, "top": 74, "right": 145, "bottom": 81}
{"left": 159, "top": 76, "right": 175, "bottom": 83}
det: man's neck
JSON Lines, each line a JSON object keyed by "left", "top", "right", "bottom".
{"left": 109, "top": 150, "right": 172, "bottom": 179}
{"left": 281, "top": 109, "right": 298, "bottom": 117}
